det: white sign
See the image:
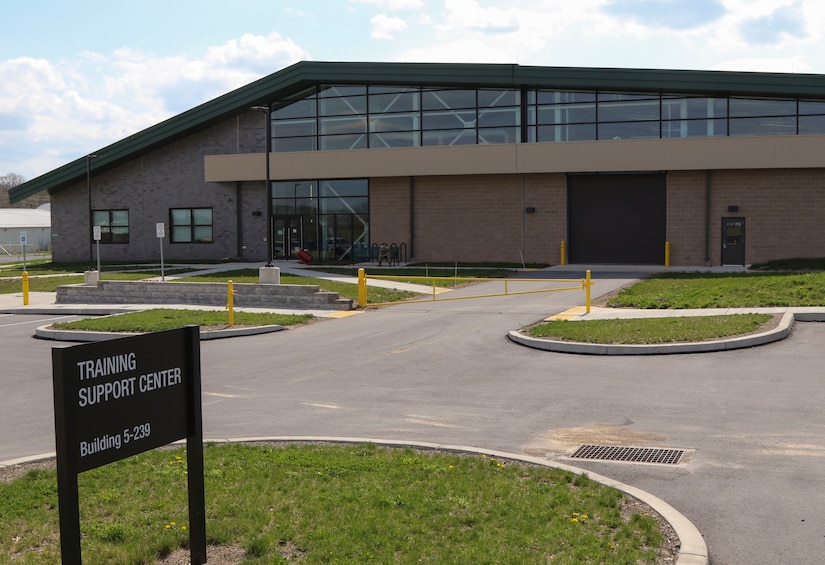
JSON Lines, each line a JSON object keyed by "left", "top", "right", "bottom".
{"left": 156, "top": 223, "right": 165, "bottom": 238}
{"left": 19, "top": 231, "right": 27, "bottom": 244}
{"left": 93, "top": 226, "right": 102, "bottom": 241}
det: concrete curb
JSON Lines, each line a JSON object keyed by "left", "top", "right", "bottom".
{"left": 33, "top": 323, "right": 286, "bottom": 342}
{"left": 507, "top": 311, "right": 797, "bottom": 355}
{"left": 1, "top": 437, "right": 707, "bottom": 565}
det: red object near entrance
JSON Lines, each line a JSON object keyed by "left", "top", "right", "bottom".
{"left": 297, "top": 249, "right": 313, "bottom": 264}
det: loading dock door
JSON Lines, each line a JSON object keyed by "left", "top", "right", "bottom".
{"left": 567, "top": 173, "right": 666, "bottom": 264}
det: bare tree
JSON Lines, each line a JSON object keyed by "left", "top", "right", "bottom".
{"left": 0, "top": 173, "right": 49, "bottom": 208}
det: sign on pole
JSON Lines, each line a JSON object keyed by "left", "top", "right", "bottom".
{"left": 92, "top": 227, "right": 101, "bottom": 272}
{"left": 157, "top": 223, "right": 166, "bottom": 281}
{"left": 52, "top": 327, "right": 206, "bottom": 565}
{"left": 19, "top": 231, "right": 27, "bottom": 270}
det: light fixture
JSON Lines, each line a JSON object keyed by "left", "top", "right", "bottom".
{"left": 250, "top": 106, "right": 273, "bottom": 266}
{"left": 86, "top": 153, "right": 101, "bottom": 270}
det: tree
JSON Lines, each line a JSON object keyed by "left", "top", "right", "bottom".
{"left": 0, "top": 172, "right": 49, "bottom": 208}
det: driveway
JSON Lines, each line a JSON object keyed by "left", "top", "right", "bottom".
{"left": 2, "top": 270, "right": 823, "bottom": 564}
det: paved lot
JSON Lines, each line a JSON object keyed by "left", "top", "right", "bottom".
{"left": 1, "top": 270, "right": 824, "bottom": 564}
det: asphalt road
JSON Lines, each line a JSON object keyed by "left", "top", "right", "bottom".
{"left": 2, "top": 273, "right": 824, "bottom": 565}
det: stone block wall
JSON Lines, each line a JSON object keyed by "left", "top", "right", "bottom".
{"left": 55, "top": 280, "right": 353, "bottom": 311}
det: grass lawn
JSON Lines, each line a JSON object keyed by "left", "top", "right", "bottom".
{"left": 528, "top": 314, "right": 774, "bottom": 344}
{"left": 607, "top": 272, "right": 825, "bottom": 309}
{"left": 178, "top": 269, "right": 417, "bottom": 303}
{"left": 0, "top": 444, "right": 670, "bottom": 565}
{"left": 50, "top": 309, "right": 312, "bottom": 332}
{"left": 306, "top": 266, "right": 515, "bottom": 288}
{"left": 528, "top": 268, "right": 824, "bottom": 344}
{"left": 0, "top": 272, "right": 178, "bottom": 294}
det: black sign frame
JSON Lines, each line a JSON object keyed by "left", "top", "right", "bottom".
{"left": 52, "top": 325, "right": 206, "bottom": 565}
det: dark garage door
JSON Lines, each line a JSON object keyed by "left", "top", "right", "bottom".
{"left": 567, "top": 173, "right": 666, "bottom": 264}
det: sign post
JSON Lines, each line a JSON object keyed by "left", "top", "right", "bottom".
{"left": 52, "top": 326, "right": 206, "bottom": 565}
{"left": 92, "top": 226, "right": 101, "bottom": 274}
{"left": 19, "top": 231, "right": 27, "bottom": 271}
{"left": 157, "top": 222, "right": 166, "bottom": 281}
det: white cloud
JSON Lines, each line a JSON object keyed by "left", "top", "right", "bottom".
{"left": 0, "top": 33, "right": 310, "bottom": 179}
{"left": 602, "top": 0, "right": 727, "bottom": 30}
{"left": 371, "top": 13, "right": 410, "bottom": 39}
{"left": 350, "top": 0, "right": 425, "bottom": 9}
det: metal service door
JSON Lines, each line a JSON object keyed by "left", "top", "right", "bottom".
{"left": 721, "top": 217, "right": 745, "bottom": 265}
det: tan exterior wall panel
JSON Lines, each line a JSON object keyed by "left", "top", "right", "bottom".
{"left": 206, "top": 135, "right": 825, "bottom": 183}
{"left": 518, "top": 135, "right": 825, "bottom": 173}
{"left": 205, "top": 153, "right": 266, "bottom": 182}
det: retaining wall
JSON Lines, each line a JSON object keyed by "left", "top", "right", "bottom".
{"left": 56, "top": 280, "right": 353, "bottom": 311}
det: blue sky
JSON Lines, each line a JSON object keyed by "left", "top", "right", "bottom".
{"left": 2, "top": 0, "right": 823, "bottom": 181}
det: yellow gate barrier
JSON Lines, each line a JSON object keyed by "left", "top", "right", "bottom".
{"left": 358, "top": 269, "right": 592, "bottom": 312}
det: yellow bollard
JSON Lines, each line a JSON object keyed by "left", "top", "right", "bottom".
{"left": 22, "top": 270, "right": 29, "bottom": 306}
{"left": 665, "top": 241, "right": 671, "bottom": 267}
{"left": 560, "top": 240, "right": 566, "bottom": 266}
{"left": 226, "top": 280, "right": 235, "bottom": 326}
{"left": 358, "top": 268, "right": 367, "bottom": 308}
{"left": 585, "top": 270, "right": 591, "bottom": 314}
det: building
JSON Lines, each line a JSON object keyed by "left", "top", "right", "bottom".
{"left": 10, "top": 61, "right": 825, "bottom": 266}
{"left": 0, "top": 205, "right": 51, "bottom": 255}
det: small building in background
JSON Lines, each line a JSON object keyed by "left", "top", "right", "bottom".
{"left": 0, "top": 204, "right": 51, "bottom": 255}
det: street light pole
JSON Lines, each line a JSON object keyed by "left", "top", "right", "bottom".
{"left": 251, "top": 106, "right": 274, "bottom": 266}
{"left": 86, "top": 153, "right": 100, "bottom": 270}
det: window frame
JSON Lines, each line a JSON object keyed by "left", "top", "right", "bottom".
{"left": 170, "top": 207, "right": 213, "bottom": 244}
{"left": 91, "top": 209, "right": 129, "bottom": 244}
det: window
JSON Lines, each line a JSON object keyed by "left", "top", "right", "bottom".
{"left": 92, "top": 210, "right": 129, "bottom": 243}
{"left": 268, "top": 84, "right": 825, "bottom": 151}
{"left": 170, "top": 208, "right": 213, "bottom": 243}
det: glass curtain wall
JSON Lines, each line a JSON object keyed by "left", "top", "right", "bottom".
{"left": 272, "top": 85, "right": 522, "bottom": 151}
{"left": 271, "top": 179, "right": 369, "bottom": 262}
{"left": 528, "top": 92, "right": 825, "bottom": 142}
{"left": 272, "top": 84, "right": 825, "bottom": 150}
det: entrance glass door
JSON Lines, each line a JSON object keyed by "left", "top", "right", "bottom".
{"left": 272, "top": 217, "right": 302, "bottom": 260}
{"left": 721, "top": 217, "right": 745, "bottom": 265}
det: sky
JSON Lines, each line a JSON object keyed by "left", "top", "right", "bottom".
{"left": 2, "top": 0, "right": 823, "bottom": 181}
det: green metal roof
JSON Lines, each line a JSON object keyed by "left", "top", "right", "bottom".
{"left": 10, "top": 60, "right": 825, "bottom": 203}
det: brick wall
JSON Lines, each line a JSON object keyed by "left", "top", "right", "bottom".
{"left": 667, "top": 169, "right": 825, "bottom": 266}
{"left": 370, "top": 177, "right": 411, "bottom": 255}
{"left": 50, "top": 112, "right": 825, "bottom": 267}
{"left": 667, "top": 171, "right": 711, "bottom": 266}
{"left": 368, "top": 174, "right": 566, "bottom": 264}
{"left": 52, "top": 114, "right": 267, "bottom": 263}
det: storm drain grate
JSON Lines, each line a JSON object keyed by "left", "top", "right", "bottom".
{"left": 569, "top": 445, "right": 685, "bottom": 465}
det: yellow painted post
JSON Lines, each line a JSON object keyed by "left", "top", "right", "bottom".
{"left": 226, "top": 280, "right": 235, "bottom": 326}
{"left": 505, "top": 279, "right": 509, "bottom": 295}
{"left": 358, "top": 268, "right": 367, "bottom": 307}
{"left": 432, "top": 277, "right": 437, "bottom": 300}
{"left": 22, "top": 271, "right": 29, "bottom": 306}
{"left": 560, "top": 240, "right": 566, "bottom": 266}
{"left": 665, "top": 241, "right": 671, "bottom": 267}
{"left": 585, "top": 270, "right": 591, "bottom": 313}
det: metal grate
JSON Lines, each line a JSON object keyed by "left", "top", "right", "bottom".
{"left": 569, "top": 445, "right": 685, "bottom": 465}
